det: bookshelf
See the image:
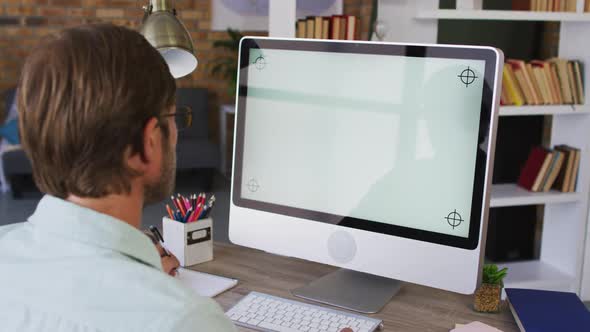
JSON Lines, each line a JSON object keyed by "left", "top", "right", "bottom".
{"left": 416, "top": 9, "right": 590, "bottom": 22}
{"left": 490, "top": 183, "right": 582, "bottom": 207}
{"left": 268, "top": 0, "right": 590, "bottom": 299}
{"left": 498, "top": 260, "right": 575, "bottom": 293}
{"left": 376, "top": 0, "right": 590, "bottom": 300}
{"left": 499, "top": 105, "right": 590, "bottom": 116}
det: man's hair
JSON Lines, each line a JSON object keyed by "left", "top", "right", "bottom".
{"left": 18, "top": 24, "right": 176, "bottom": 198}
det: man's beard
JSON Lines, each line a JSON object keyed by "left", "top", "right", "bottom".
{"left": 143, "top": 139, "right": 176, "bottom": 206}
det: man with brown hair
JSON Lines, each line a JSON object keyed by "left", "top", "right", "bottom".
{"left": 0, "top": 24, "right": 235, "bottom": 331}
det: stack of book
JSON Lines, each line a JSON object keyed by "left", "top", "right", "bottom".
{"left": 295, "top": 15, "right": 359, "bottom": 40}
{"left": 512, "top": 0, "right": 588, "bottom": 11}
{"left": 501, "top": 58, "right": 585, "bottom": 106}
{"left": 505, "top": 288, "right": 590, "bottom": 331}
{"left": 517, "top": 145, "right": 581, "bottom": 192}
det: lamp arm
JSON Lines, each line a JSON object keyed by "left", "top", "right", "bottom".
{"left": 150, "top": 0, "right": 174, "bottom": 13}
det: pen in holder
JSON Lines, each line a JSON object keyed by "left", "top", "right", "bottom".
{"left": 162, "top": 216, "right": 213, "bottom": 267}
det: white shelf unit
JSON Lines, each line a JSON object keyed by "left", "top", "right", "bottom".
{"left": 499, "top": 260, "right": 576, "bottom": 296}
{"left": 376, "top": 0, "right": 590, "bottom": 299}
{"left": 269, "top": 0, "right": 590, "bottom": 299}
{"left": 416, "top": 9, "right": 590, "bottom": 22}
{"left": 490, "top": 184, "right": 583, "bottom": 207}
{"left": 499, "top": 104, "right": 590, "bottom": 116}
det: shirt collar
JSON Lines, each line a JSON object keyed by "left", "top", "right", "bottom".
{"left": 28, "top": 195, "right": 162, "bottom": 270}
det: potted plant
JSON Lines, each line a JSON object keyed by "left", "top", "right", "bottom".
{"left": 474, "top": 264, "right": 508, "bottom": 313}
{"left": 209, "top": 28, "right": 244, "bottom": 98}
{"left": 209, "top": 28, "right": 244, "bottom": 175}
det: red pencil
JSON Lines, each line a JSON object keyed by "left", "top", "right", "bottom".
{"left": 183, "top": 208, "right": 194, "bottom": 223}
{"left": 165, "top": 204, "right": 174, "bottom": 219}
{"left": 183, "top": 197, "right": 191, "bottom": 211}
{"left": 170, "top": 196, "right": 180, "bottom": 210}
{"left": 175, "top": 196, "right": 186, "bottom": 216}
{"left": 193, "top": 203, "right": 204, "bottom": 222}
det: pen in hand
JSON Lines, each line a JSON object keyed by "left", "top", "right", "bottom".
{"left": 146, "top": 226, "right": 179, "bottom": 276}
{"left": 149, "top": 226, "right": 168, "bottom": 255}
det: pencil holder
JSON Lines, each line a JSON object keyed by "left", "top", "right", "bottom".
{"left": 162, "top": 217, "right": 213, "bottom": 267}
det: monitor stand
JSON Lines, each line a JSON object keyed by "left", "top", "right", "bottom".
{"left": 291, "top": 269, "right": 402, "bottom": 314}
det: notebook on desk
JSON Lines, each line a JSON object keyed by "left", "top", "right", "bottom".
{"left": 452, "top": 321, "right": 503, "bottom": 332}
{"left": 505, "top": 288, "right": 590, "bottom": 332}
{"left": 176, "top": 268, "right": 238, "bottom": 297}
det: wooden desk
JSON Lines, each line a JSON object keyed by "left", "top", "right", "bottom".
{"left": 190, "top": 243, "right": 519, "bottom": 332}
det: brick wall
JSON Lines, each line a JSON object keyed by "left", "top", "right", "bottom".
{"left": 0, "top": 0, "right": 373, "bottom": 140}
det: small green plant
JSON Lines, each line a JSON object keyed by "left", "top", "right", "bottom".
{"left": 482, "top": 264, "right": 508, "bottom": 286}
{"left": 209, "top": 28, "right": 244, "bottom": 98}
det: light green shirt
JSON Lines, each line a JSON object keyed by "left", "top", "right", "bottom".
{"left": 0, "top": 195, "right": 236, "bottom": 332}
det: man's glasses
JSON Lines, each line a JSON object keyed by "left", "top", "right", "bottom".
{"left": 160, "top": 106, "right": 193, "bottom": 131}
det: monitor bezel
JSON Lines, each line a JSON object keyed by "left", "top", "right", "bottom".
{"left": 232, "top": 37, "right": 498, "bottom": 250}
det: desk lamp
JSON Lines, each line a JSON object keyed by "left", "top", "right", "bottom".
{"left": 140, "top": 0, "right": 197, "bottom": 78}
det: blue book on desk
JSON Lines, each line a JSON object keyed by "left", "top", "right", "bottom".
{"left": 505, "top": 288, "right": 590, "bottom": 332}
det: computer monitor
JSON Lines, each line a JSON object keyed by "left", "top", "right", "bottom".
{"left": 229, "top": 37, "right": 503, "bottom": 313}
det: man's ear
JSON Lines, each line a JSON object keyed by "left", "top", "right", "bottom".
{"left": 141, "top": 117, "right": 162, "bottom": 164}
{"left": 127, "top": 117, "right": 162, "bottom": 173}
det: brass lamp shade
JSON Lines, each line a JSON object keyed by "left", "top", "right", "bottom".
{"left": 140, "top": 1, "right": 197, "bottom": 78}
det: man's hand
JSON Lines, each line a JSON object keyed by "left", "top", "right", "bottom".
{"left": 155, "top": 242, "right": 180, "bottom": 277}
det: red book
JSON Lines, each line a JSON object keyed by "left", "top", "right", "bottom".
{"left": 336, "top": 15, "right": 347, "bottom": 40}
{"left": 512, "top": 0, "right": 531, "bottom": 10}
{"left": 518, "top": 147, "right": 551, "bottom": 190}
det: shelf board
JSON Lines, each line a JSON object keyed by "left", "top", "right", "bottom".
{"left": 499, "top": 105, "right": 590, "bottom": 116}
{"left": 416, "top": 9, "right": 590, "bottom": 22}
{"left": 498, "top": 260, "right": 576, "bottom": 293}
{"left": 490, "top": 184, "right": 582, "bottom": 207}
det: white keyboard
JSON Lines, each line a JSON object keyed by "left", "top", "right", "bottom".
{"left": 226, "top": 291, "right": 383, "bottom": 332}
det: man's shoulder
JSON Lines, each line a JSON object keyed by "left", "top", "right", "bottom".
{"left": 0, "top": 222, "right": 30, "bottom": 250}
{"left": 0, "top": 222, "right": 25, "bottom": 237}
